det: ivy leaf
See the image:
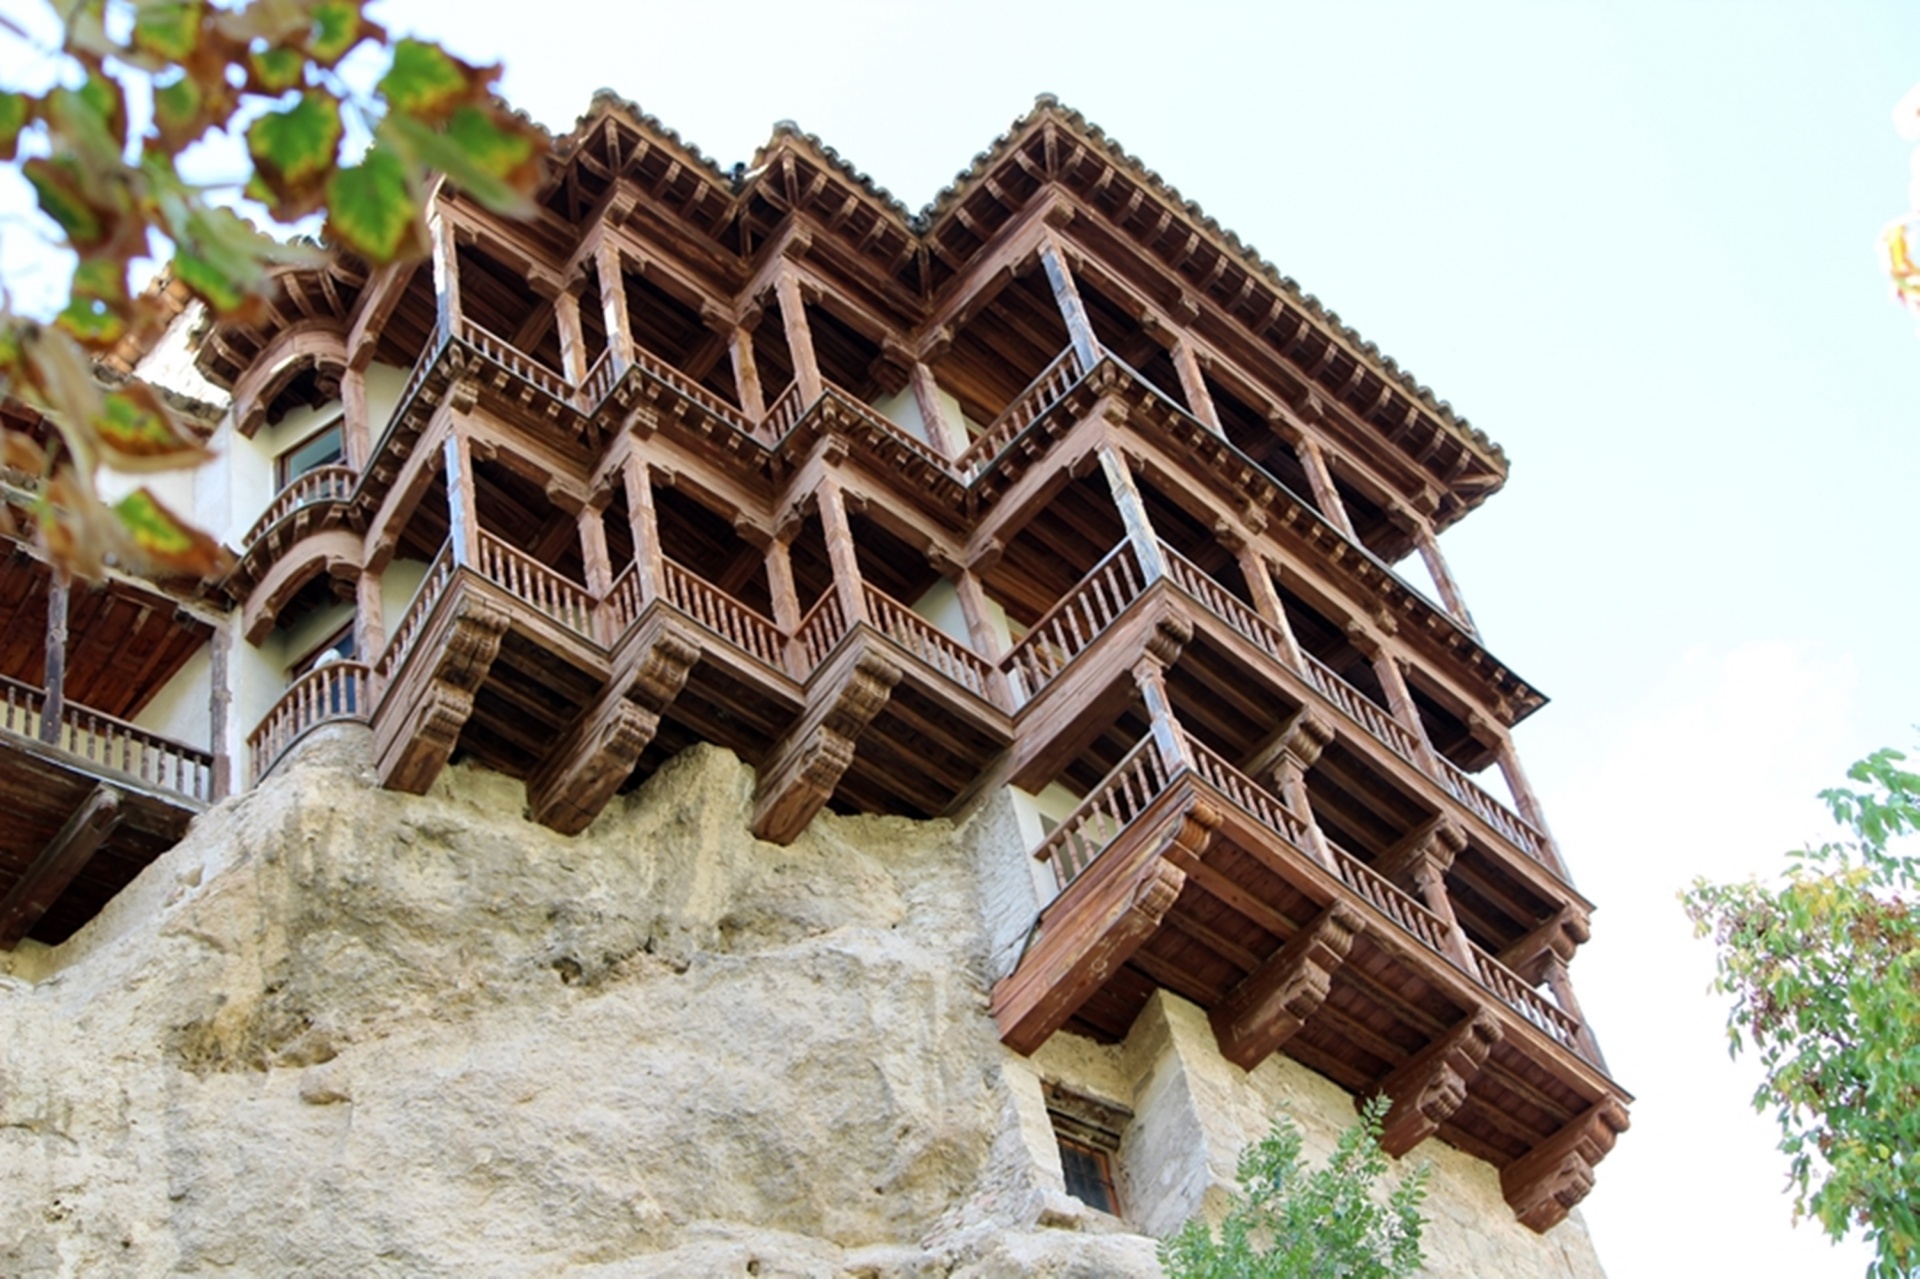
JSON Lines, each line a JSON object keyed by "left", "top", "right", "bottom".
{"left": 130, "top": 0, "right": 204, "bottom": 63}
{"left": 113, "top": 487, "right": 232, "bottom": 579}
{"left": 378, "top": 38, "right": 494, "bottom": 123}
{"left": 0, "top": 92, "right": 33, "bottom": 163}
{"left": 324, "top": 143, "right": 422, "bottom": 263}
{"left": 303, "top": 0, "right": 381, "bottom": 67}
{"left": 382, "top": 107, "right": 539, "bottom": 218}
{"left": 245, "top": 92, "right": 342, "bottom": 220}
{"left": 92, "top": 383, "right": 213, "bottom": 472}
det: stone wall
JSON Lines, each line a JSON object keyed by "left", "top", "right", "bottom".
{"left": 0, "top": 732, "right": 1607, "bottom": 1277}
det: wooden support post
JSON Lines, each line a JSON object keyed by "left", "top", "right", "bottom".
{"left": 1210, "top": 901, "right": 1364, "bottom": 1069}
{"left": 774, "top": 265, "right": 824, "bottom": 405}
{"left": 1171, "top": 338, "right": 1222, "bottom": 434}
{"left": 1501, "top": 1098, "right": 1630, "bottom": 1232}
{"left": 1096, "top": 443, "right": 1167, "bottom": 580}
{"left": 595, "top": 239, "right": 631, "bottom": 373}
{"left": 1493, "top": 734, "right": 1552, "bottom": 835}
{"left": 730, "top": 325, "right": 766, "bottom": 425}
{"left": 429, "top": 212, "right": 460, "bottom": 345}
{"left": 1373, "top": 1008, "right": 1502, "bottom": 1157}
{"left": 1039, "top": 233, "right": 1100, "bottom": 369}
{"left": 951, "top": 570, "right": 1003, "bottom": 659}
{"left": 909, "top": 361, "right": 963, "bottom": 459}
{"left": 1294, "top": 432, "right": 1356, "bottom": 539}
{"left": 0, "top": 784, "right": 122, "bottom": 949}
{"left": 765, "top": 536, "right": 801, "bottom": 633}
{"left": 356, "top": 566, "right": 385, "bottom": 677}
{"left": 620, "top": 453, "right": 662, "bottom": 604}
{"left": 552, "top": 285, "right": 589, "bottom": 386}
{"left": 1368, "top": 641, "right": 1443, "bottom": 775}
{"left": 341, "top": 365, "right": 370, "bottom": 469}
{"left": 442, "top": 429, "right": 478, "bottom": 567}
{"left": 815, "top": 475, "right": 867, "bottom": 625}
{"left": 1413, "top": 522, "right": 1478, "bottom": 636}
{"left": 1132, "top": 656, "right": 1191, "bottom": 775}
{"left": 1401, "top": 822, "right": 1476, "bottom": 970}
{"left": 1267, "top": 713, "right": 1336, "bottom": 869}
{"left": 1542, "top": 952, "right": 1606, "bottom": 1068}
{"left": 208, "top": 625, "right": 232, "bottom": 800}
{"left": 39, "top": 573, "right": 67, "bottom": 746}
{"left": 578, "top": 504, "right": 613, "bottom": 598}
{"left": 1232, "top": 543, "right": 1305, "bottom": 671}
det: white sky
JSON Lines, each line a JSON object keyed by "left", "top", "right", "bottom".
{"left": 8, "top": 1, "right": 1919, "bottom": 1273}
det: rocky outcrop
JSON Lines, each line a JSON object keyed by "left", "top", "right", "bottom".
{"left": 0, "top": 729, "right": 1602, "bottom": 1277}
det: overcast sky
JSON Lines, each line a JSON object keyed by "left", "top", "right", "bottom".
{"left": 8, "top": 1, "right": 1918, "bottom": 1273}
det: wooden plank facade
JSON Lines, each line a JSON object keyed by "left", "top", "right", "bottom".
{"left": 3, "top": 95, "right": 1628, "bottom": 1231}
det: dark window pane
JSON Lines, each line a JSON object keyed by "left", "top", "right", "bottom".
{"left": 1058, "top": 1139, "right": 1116, "bottom": 1214}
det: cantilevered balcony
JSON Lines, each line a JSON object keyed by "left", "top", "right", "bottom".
{"left": 991, "top": 721, "right": 1625, "bottom": 1232}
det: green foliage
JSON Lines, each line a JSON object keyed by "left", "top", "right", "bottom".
{"left": 1158, "top": 1096, "right": 1429, "bottom": 1279}
{"left": 0, "top": 0, "right": 542, "bottom": 581}
{"left": 1683, "top": 747, "right": 1920, "bottom": 1278}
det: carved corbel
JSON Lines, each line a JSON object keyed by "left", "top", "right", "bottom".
{"left": 448, "top": 377, "right": 480, "bottom": 414}
{"left": 1372, "top": 1007, "right": 1502, "bottom": 1156}
{"left": 1501, "top": 1098, "right": 1631, "bottom": 1232}
{"left": 1211, "top": 901, "right": 1364, "bottom": 1069}
{"left": 752, "top": 650, "right": 902, "bottom": 844}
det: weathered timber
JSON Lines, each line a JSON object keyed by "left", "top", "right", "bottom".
{"left": 0, "top": 784, "right": 122, "bottom": 950}
{"left": 1209, "top": 900, "right": 1364, "bottom": 1070}
{"left": 751, "top": 640, "right": 901, "bottom": 844}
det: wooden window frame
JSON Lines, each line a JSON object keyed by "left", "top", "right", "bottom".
{"left": 274, "top": 413, "right": 346, "bottom": 491}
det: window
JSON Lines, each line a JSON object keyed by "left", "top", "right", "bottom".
{"left": 275, "top": 416, "right": 345, "bottom": 490}
{"left": 290, "top": 626, "right": 358, "bottom": 714}
{"left": 1045, "top": 1080, "right": 1133, "bottom": 1218}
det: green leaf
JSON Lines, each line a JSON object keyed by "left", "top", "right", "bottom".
{"left": 151, "top": 75, "right": 204, "bottom": 153}
{"left": 245, "top": 91, "right": 342, "bottom": 220}
{"left": 92, "top": 384, "right": 212, "bottom": 471}
{"left": 323, "top": 143, "right": 421, "bottom": 263}
{"left": 381, "top": 109, "right": 535, "bottom": 218}
{"left": 131, "top": 0, "right": 204, "bottom": 62}
{"left": 247, "top": 44, "right": 306, "bottom": 94}
{"left": 0, "top": 92, "right": 33, "bottom": 162}
{"left": 113, "top": 487, "right": 230, "bottom": 578}
{"left": 24, "top": 158, "right": 105, "bottom": 248}
{"left": 378, "top": 38, "right": 489, "bottom": 122}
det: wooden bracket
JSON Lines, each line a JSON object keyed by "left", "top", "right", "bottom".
{"left": 1372, "top": 1007, "right": 1502, "bottom": 1156}
{"left": 0, "top": 785, "right": 123, "bottom": 950}
{"left": 1210, "top": 900, "right": 1364, "bottom": 1069}
{"left": 1501, "top": 1097, "right": 1630, "bottom": 1232}
{"left": 751, "top": 648, "right": 901, "bottom": 844}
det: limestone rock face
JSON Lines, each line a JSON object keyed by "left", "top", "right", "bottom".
{"left": 0, "top": 731, "right": 1603, "bottom": 1277}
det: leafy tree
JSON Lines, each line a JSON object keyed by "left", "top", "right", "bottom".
{"left": 1683, "top": 747, "right": 1920, "bottom": 1278}
{"left": 1158, "top": 1095, "right": 1429, "bottom": 1279}
{"left": 0, "top": 0, "right": 541, "bottom": 581}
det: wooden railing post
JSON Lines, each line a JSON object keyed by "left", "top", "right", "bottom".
{"left": 622, "top": 452, "right": 662, "bottom": 604}
{"left": 774, "top": 264, "right": 824, "bottom": 406}
{"left": 1131, "top": 656, "right": 1191, "bottom": 776}
{"left": 594, "top": 237, "right": 632, "bottom": 375}
{"left": 341, "top": 364, "right": 370, "bottom": 469}
{"left": 1542, "top": 952, "right": 1605, "bottom": 1067}
{"left": 1273, "top": 412, "right": 1357, "bottom": 540}
{"left": 1411, "top": 519, "right": 1479, "bottom": 637}
{"left": 1171, "top": 336, "right": 1223, "bottom": 436}
{"left": 1489, "top": 728, "right": 1567, "bottom": 875}
{"left": 1360, "top": 631, "right": 1443, "bottom": 778}
{"left": 816, "top": 475, "right": 868, "bottom": 627}
{"left": 910, "top": 361, "right": 963, "bottom": 459}
{"left": 551, "top": 282, "right": 589, "bottom": 387}
{"left": 1096, "top": 442, "right": 1167, "bottom": 582}
{"left": 208, "top": 624, "right": 231, "bottom": 799}
{"left": 429, "top": 210, "right": 460, "bottom": 346}
{"left": 355, "top": 567, "right": 385, "bottom": 678}
{"left": 1039, "top": 232, "right": 1100, "bottom": 370}
{"left": 1224, "top": 531, "right": 1305, "bottom": 672}
{"left": 39, "top": 572, "right": 67, "bottom": 747}
{"left": 443, "top": 429, "right": 478, "bottom": 568}
{"left": 730, "top": 324, "right": 766, "bottom": 426}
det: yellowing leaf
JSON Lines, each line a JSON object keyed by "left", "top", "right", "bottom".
{"left": 247, "top": 44, "right": 305, "bottom": 94}
{"left": 113, "top": 487, "right": 232, "bottom": 579}
{"left": 246, "top": 91, "right": 342, "bottom": 220}
{"left": 131, "top": 0, "right": 204, "bottom": 62}
{"left": 24, "top": 157, "right": 106, "bottom": 250}
{"left": 92, "top": 384, "right": 213, "bottom": 472}
{"left": 304, "top": 0, "right": 381, "bottom": 66}
{"left": 324, "top": 143, "right": 421, "bottom": 263}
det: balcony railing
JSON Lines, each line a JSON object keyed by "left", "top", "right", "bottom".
{"left": 459, "top": 318, "right": 576, "bottom": 408}
{"left": 661, "top": 556, "right": 786, "bottom": 671}
{"left": 761, "top": 382, "right": 809, "bottom": 442}
{"left": 602, "top": 561, "right": 645, "bottom": 638}
{"left": 0, "top": 672, "right": 214, "bottom": 803}
{"left": 375, "top": 543, "right": 455, "bottom": 685}
{"left": 957, "top": 345, "right": 1089, "bottom": 478}
{"left": 475, "top": 530, "right": 595, "bottom": 640}
{"left": 1436, "top": 756, "right": 1553, "bottom": 866}
{"left": 1029, "top": 727, "right": 1592, "bottom": 1062}
{"left": 1002, "top": 542, "right": 1146, "bottom": 704}
{"left": 793, "top": 590, "right": 850, "bottom": 676}
{"left": 1300, "top": 653, "right": 1423, "bottom": 767}
{"left": 1159, "top": 542, "right": 1294, "bottom": 669}
{"left": 863, "top": 583, "right": 995, "bottom": 702}
{"left": 244, "top": 465, "right": 357, "bottom": 547}
{"left": 248, "top": 661, "right": 369, "bottom": 781}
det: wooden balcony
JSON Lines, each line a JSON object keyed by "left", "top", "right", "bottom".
{"left": 247, "top": 661, "right": 371, "bottom": 782}
{"left": 0, "top": 674, "right": 213, "bottom": 948}
{"left": 991, "top": 726, "right": 1627, "bottom": 1232}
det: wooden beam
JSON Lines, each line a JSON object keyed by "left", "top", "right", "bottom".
{"left": 751, "top": 645, "right": 900, "bottom": 844}
{"left": 0, "top": 784, "right": 122, "bottom": 949}
{"left": 1373, "top": 1007, "right": 1502, "bottom": 1157}
{"left": 1039, "top": 232, "right": 1100, "bottom": 369}
{"left": 527, "top": 620, "right": 700, "bottom": 834}
{"left": 39, "top": 572, "right": 67, "bottom": 746}
{"left": 1501, "top": 1097, "right": 1630, "bottom": 1232}
{"left": 1209, "top": 900, "right": 1363, "bottom": 1069}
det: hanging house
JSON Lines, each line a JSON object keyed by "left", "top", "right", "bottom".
{"left": 0, "top": 95, "right": 1627, "bottom": 1233}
